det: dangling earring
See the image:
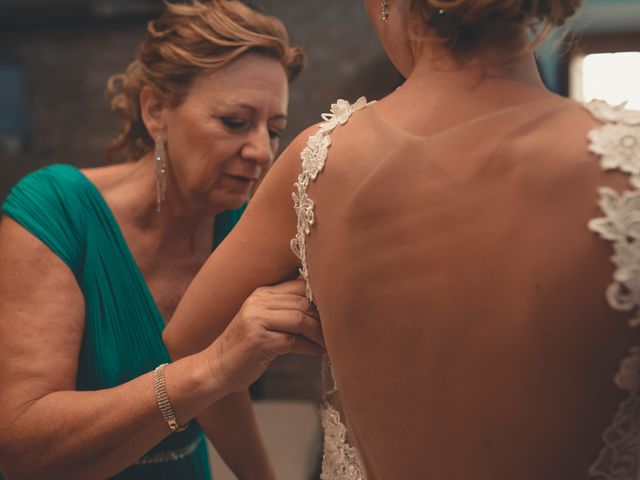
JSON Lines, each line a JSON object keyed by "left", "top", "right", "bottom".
{"left": 381, "top": 0, "right": 390, "bottom": 21}
{"left": 154, "top": 136, "right": 167, "bottom": 212}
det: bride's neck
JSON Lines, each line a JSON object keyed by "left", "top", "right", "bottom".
{"left": 400, "top": 46, "right": 548, "bottom": 107}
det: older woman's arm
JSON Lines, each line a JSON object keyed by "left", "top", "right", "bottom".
{"left": 0, "top": 216, "right": 222, "bottom": 479}
{"left": 0, "top": 212, "right": 320, "bottom": 479}
{"left": 164, "top": 127, "right": 320, "bottom": 479}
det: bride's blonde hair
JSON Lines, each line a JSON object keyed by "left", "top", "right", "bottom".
{"left": 106, "top": 0, "right": 305, "bottom": 162}
{"left": 408, "top": 0, "right": 582, "bottom": 61}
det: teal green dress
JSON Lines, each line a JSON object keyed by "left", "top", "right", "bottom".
{"left": 2, "top": 164, "right": 246, "bottom": 479}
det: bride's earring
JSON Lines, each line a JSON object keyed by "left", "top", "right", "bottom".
{"left": 154, "top": 136, "right": 168, "bottom": 212}
{"left": 381, "top": 0, "right": 390, "bottom": 21}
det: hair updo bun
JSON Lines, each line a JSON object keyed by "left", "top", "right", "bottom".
{"left": 105, "top": 0, "right": 305, "bottom": 162}
{"left": 409, "top": 0, "right": 582, "bottom": 61}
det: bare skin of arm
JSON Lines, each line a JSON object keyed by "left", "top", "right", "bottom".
{"left": 0, "top": 216, "right": 222, "bottom": 479}
{"left": 0, "top": 212, "right": 322, "bottom": 479}
{"left": 164, "top": 129, "right": 320, "bottom": 475}
{"left": 198, "top": 391, "right": 271, "bottom": 479}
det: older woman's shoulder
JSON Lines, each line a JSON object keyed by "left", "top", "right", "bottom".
{"left": 2, "top": 163, "right": 92, "bottom": 276}
{"left": 3, "top": 164, "right": 97, "bottom": 225}
{"left": 7, "top": 164, "right": 91, "bottom": 198}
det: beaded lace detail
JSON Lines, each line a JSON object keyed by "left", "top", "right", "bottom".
{"left": 290, "top": 97, "right": 373, "bottom": 480}
{"left": 586, "top": 100, "right": 640, "bottom": 479}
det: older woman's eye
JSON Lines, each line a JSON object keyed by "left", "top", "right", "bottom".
{"left": 269, "top": 129, "right": 282, "bottom": 140}
{"left": 220, "top": 117, "right": 247, "bottom": 130}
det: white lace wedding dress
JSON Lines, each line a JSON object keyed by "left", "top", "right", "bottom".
{"left": 290, "top": 97, "right": 640, "bottom": 479}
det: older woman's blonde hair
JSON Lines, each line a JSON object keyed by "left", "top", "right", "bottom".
{"left": 106, "top": 0, "right": 305, "bottom": 162}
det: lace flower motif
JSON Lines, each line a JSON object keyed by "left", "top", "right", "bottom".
{"left": 587, "top": 102, "right": 640, "bottom": 326}
{"left": 590, "top": 124, "right": 640, "bottom": 182}
{"left": 588, "top": 382, "right": 640, "bottom": 479}
{"left": 586, "top": 100, "right": 640, "bottom": 126}
{"left": 321, "top": 406, "right": 365, "bottom": 480}
{"left": 585, "top": 100, "right": 640, "bottom": 478}
{"left": 608, "top": 241, "right": 640, "bottom": 323}
{"left": 302, "top": 133, "right": 332, "bottom": 181}
{"left": 615, "top": 347, "right": 640, "bottom": 392}
{"left": 586, "top": 100, "right": 640, "bottom": 188}
{"left": 320, "top": 97, "right": 370, "bottom": 132}
{"left": 589, "top": 188, "right": 640, "bottom": 242}
{"left": 290, "top": 97, "right": 372, "bottom": 302}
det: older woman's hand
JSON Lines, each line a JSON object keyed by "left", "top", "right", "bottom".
{"left": 205, "top": 278, "right": 324, "bottom": 394}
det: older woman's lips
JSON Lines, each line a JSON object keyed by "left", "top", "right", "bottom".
{"left": 224, "top": 173, "right": 258, "bottom": 187}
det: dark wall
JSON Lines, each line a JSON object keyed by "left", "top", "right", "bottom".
{"left": 0, "top": 20, "right": 146, "bottom": 201}
{"left": 0, "top": 0, "right": 400, "bottom": 204}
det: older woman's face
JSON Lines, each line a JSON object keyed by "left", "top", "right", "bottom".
{"left": 163, "top": 53, "right": 289, "bottom": 213}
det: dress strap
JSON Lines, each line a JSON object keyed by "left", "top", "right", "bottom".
{"left": 289, "top": 99, "right": 374, "bottom": 480}
{"left": 586, "top": 100, "right": 640, "bottom": 324}
{"left": 290, "top": 97, "right": 374, "bottom": 303}
{"left": 584, "top": 100, "right": 640, "bottom": 478}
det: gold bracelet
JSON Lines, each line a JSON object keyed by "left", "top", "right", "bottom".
{"left": 153, "top": 363, "right": 189, "bottom": 433}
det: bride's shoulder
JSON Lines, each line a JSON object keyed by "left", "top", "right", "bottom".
{"left": 520, "top": 98, "right": 639, "bottom": 197}
{"left": 523, "top": 98, "right": 639, "bottom": 163}
{"left": 553, "top": 98, "right": 640, "bottom": 166}
{"left": 278, "top": 97, "right": 379, "bottom": 172}
{"left": 547, "top": 97, "right": 640, "bottom": 137}
{"left": 297, "top": 97, "right": 376, "bottom": 144}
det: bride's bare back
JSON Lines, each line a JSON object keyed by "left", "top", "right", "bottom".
{"left": 304, "top": 95, "right": 637, "bottom": 479}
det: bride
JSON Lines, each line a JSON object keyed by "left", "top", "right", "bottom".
{"left": 165, "top": 0, "right": 640, "bottom": 478}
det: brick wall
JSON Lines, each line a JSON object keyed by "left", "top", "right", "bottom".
{"left": 0, "top": 19, "right": 146, "bottom": 199}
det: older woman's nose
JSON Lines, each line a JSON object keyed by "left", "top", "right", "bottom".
{"left": 241, "top": 128, "right": 274, "bottom": 166}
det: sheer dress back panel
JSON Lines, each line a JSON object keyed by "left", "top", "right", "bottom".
{"left": 302, "top": 98, "right": 638, "bottom": 479}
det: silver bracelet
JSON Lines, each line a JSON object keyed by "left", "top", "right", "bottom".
{"left": 153, "top": 363, "right": 189, "bottom": 433}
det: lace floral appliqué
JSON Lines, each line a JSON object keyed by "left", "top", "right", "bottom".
{"left": 585, "top": 100, "right": 640, "bottom": 479}
{"left": 290, "top": 97, "right": 371, "bottom": 302}
{"left": 587, "top": 100, "right": 640, "bottom": 188}
{"left": 290, "top": 98, "right": 373, "bottom": 480}
{"left": 321, "top": 406, "right": 365, "bottom": 480}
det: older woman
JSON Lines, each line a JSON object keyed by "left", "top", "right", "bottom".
{"left": 0, "top": 1, "right": 324, "bottom": 479}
